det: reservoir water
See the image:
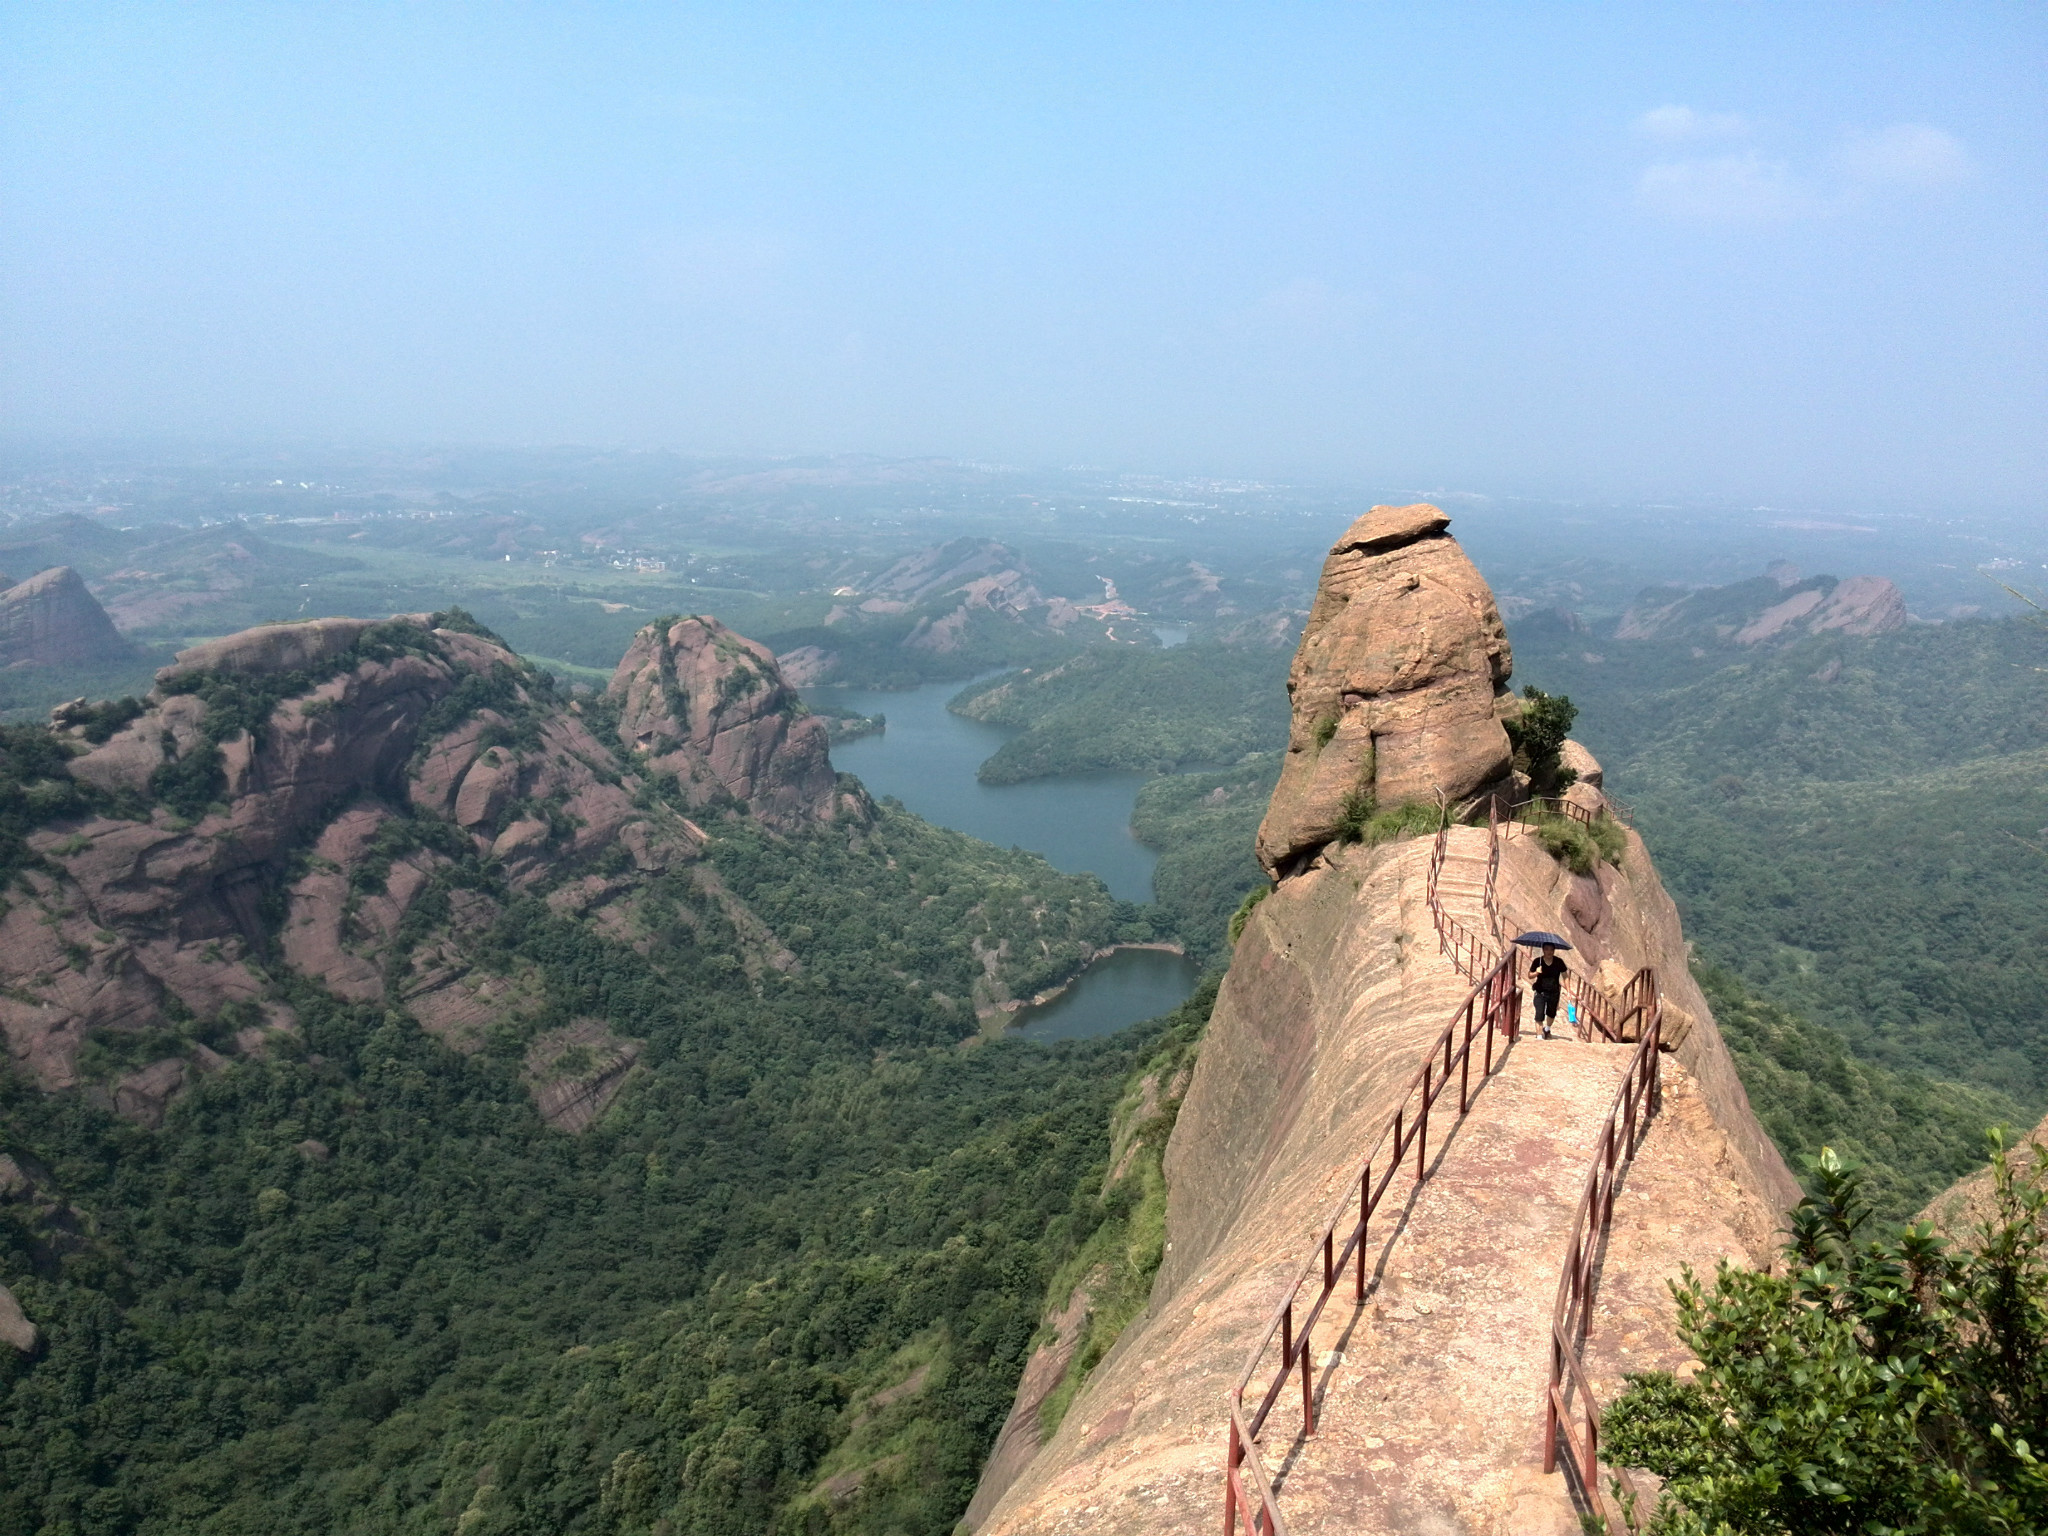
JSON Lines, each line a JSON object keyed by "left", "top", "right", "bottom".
{"left": 805, "top": 674, "right": 1199, "bottom": 1040}
{"left": 1007, "top": 946, "right": 1202, "bottom": 1043}
{"left": 807, "top": 677, "right": 1159, "bottom": 903}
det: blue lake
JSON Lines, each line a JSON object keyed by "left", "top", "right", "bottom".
{"left": 1007, "top": 946, "right": 1201, "bottom": 1043}
{"left": 807, "top": 677, "right": 1159, "bottom": 903}
{"left": 805, "top": 674, "right": 1198, "bottom": 1040}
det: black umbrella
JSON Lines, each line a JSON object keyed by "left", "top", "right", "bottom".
{"left": 1512, "top": 931, "right": 1574, "bottom": 950}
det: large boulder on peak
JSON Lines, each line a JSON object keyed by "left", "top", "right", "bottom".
{"left": 607, "top": 615, "right": 842, "bottom": 831}
{"left": 1256, "top": 504, "right": 1514, "bottom": 878}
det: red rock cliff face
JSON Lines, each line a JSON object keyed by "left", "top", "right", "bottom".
{"left": 1256, "top": 504, "right": 1513, "bottom": 879}
{"left": 0, "top": 566, "right": 132, "bottom": 667}
{"left": 2, "top": 611, "right": 831, "bottom": 1118}
{"left": 607, "top": 615, "right": 841, "bottom": 831}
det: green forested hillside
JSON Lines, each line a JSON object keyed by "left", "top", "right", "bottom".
{"left": 0, "top": 806, "right": 1188, "bottom": 1536}
{"left": 1130, "top": 754, "right": 1281, "bottom": 964}
{"left": 1516, "top": 614, "right": 2048, "bottom": 1211}
{"left": 950, "top": 644, "right": 1291, "bottom": 784}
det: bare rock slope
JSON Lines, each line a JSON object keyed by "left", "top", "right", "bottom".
{"left": 971, "top": 521, "right": 1797, "bottom": 1535}
{"left": 0, "top": 566, "right": 132, "bottom": 667}
{"left": 609, "top": 614, "right": 843, "bottom": 830}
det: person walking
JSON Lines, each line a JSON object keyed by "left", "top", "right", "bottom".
{"left": 1529, "top": 943, "right": 1567, "bottom": 1039}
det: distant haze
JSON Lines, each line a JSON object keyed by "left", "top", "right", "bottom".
{"left": 3, "top": 5, "right": 2043, "bottom": 508}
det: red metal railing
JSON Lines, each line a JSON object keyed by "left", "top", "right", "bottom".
{"left": 1512, "top": 793, "right": 1600, "bottom": 829}
{"left": 1544, "top": 972, "right": 1663, "bottom": 1531}
{"left": 1223, "top": 954, "right": 1523, "bottom": 1535}
{"left": 1556, "top": 965, "right": 1656, "bottom": 1045}
{"left": 1426, "top": 803, "right": 1503, "bottom": 983}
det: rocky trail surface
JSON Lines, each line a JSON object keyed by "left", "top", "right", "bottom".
{"left": 1268, "top": 1035, "right": 1634, "bottom": 1534}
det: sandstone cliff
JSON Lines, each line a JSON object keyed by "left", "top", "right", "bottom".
{"left": 970, "top": 521, "right": 1799, "bottom": 1535}
{"left": 609, "top": 615, "right": 842, "bottom": 830}
{"left": 0, "top": 566, "right": 132, "bottom": 668}
{"left": 1, "top": 610, "right": 844, "bottom": 1128}
{"left": 1256, "top": 504, "right": 1514, "bottom": 880}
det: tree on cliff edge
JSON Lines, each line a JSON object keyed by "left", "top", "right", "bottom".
{"left": 1604, "top": 1139, "right": 2048, "bottom": 1534}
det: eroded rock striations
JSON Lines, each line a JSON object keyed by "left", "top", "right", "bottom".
{"left": 970, "top": 524, "right": 1799, "bottom": 1536}
{"left": 1, "top": 610, "right": 843, "bottom": 1130}
{"left": 1256, "top": 504, "right": 1513, "bottom": 879}
{"left": 0, "top": 566, "right": 132, "bottom": 668}
{"left": 609, "top": 615, "right": 843, "bottom": 830}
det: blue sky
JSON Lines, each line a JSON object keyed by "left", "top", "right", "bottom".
{"left": 3, "top": 4, "right": 2042, "bottom": 507}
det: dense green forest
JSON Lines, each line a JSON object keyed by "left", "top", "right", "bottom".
{"left": 1129, "top": 754, "right": 1280, "bottom": 966}
{"left": 1516, "top": 614, "right": 2048, "bottom": 1211}
{"left": 948, "top": 645, "right": 1291, "bottom": 784}
{"left": 0, "top": 780, "right": 1200, "bottom": 1535}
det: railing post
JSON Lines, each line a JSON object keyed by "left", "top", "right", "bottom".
{"left": 1459, "top": 1002, "right": 1472, "bottom": 1111}
{"left": 1417, "top": 1066, "right": 1430, "bottom": 1177}
{"left": 1356, "top": 1166, "right": 1369, "bottom": 1302}
{"left": 1225, "top": 1406, "right": 1241, "bottom": 1536}
{"left": 1583, "top": 1405, "right": 1598, "bottom": 1496}
{"left": 1301, "top": 1314, "right": 1316, "bottom": 1435}
{"left": 1323, "top": 1232, "right": 1334, "bottom": 1293}
{"left": 1543, "top": 1340, "right": 1560, "bottom": 1473}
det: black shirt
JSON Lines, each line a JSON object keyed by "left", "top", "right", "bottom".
{"left": 1530, "top": 955, "right": 1567, "bottom": 994}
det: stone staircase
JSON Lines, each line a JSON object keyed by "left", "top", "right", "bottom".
{"left": 1430, "top": 827, "right": 1496, "bottom": 946}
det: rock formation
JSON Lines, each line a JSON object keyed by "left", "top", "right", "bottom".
{"left": 969, "top": 529, "right": 1799, "bottom": 1536}
{"left": 1256, "top": 504, "right": 1513, "bottom": 879}
{"left": 2, "top": 610, "right": 837, "bottom": 1112}
{"left": 0, "top": 566, "right": 132, "bottom": 668}
{"left": 1920, "top": 1107, "right": 2048, "bottom": 1239}
{"left": 1618, "top": 569, "right": 1907, "bottom": 647}
{"left": 608, "top": 615, "right": 843, "bottom": 830}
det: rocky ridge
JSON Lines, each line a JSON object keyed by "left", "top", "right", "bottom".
{"left": 0, "top": 609, "right": 850, "bottom": 1127}
{"left": 969, "top": 518, "right": 1799, "bottom": 1535}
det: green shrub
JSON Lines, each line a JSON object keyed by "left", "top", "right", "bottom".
{"left": 1588, "top": 811, "right": 1627, "bottom": 866}
{"left": 1334, "top": 785, "right": 1376, "bottom": 841}
{"left": 1527, "top": 809, "right": 1624, "bottom": 875}
{"left": 1338, "top": 795, "right": 1447, "bottom": 849}
{"left": 1505, "top": 685, "right": 1580, "bottom": 793}
{"left": 1228, "top": 884, "right": 1269, "bottom": 944}
{"left": 1603, "top": 1140, "right": 2048, "bottom": 1533}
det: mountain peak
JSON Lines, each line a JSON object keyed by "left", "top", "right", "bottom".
{"left": 1256, "top": 505, "right": 1513, "bottom": 878}
{"left": 0, "top": 565, "right": 132, "bottom": 668}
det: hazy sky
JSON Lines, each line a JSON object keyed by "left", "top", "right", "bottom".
{"left": 4, "top": 4, "right": 2043, "bottom": 507}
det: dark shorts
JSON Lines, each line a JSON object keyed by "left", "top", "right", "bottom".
{"left": 1533, "top": 989, "right": 1560, "bottom": 1023}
